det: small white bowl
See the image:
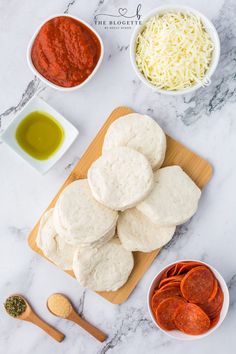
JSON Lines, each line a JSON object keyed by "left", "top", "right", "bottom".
{"left": 27, "top": 14, "right": 104, "bottom": 91}
{"left": 130, "top": 5, "right": 220, "bottom": 95}
{"left": 0, "top": 96, "right": 79, "bottom": 174}
{"left": 147, "top": 259, "right": 229, "bottom": 340}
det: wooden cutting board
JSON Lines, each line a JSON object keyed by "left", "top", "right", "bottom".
{"left": 28, "top": 106, "right": 213, "bottom": 304}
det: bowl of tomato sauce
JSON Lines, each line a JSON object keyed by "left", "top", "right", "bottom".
{"left": 27, "top": 14, "right": 104, "bottom": 91}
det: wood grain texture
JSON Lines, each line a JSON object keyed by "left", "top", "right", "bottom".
{"left": 28, "top": 106, "right": 213, "bottom": 304}
{"left": 17, "top": 296, "right": 65, "bottom": 342}
{"left": 68, "top": 309, "right": 107, "bottom": 342}
{"left": 26, "top": 311, "right": 65, "bottom": 342}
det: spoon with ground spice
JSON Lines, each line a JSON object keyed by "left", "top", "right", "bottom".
{"left": 47, "top": 293, "right": 107, "bottom": 342}
{"left": 4, "top": 295, "right": 65, "bottom": 342}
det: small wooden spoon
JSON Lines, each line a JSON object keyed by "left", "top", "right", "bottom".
{"left": 7, "top": 295, "right": 65, "bottom": 342}
{"left": 47, "top": 293, "right": 107, "bottom": 342}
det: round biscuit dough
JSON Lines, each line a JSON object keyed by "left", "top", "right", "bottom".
{"left": 117, "top": 208, "right": 176, "bottom": 252}
{"left": 53, "top": 179, "right": 118, "bottom": 245}
{"left": 102, "top": 113, "right": 166, "bottom": 169}
{"left": 137, "top": 166, "right": 201, "bottom": 226}
{"left": 36, "top": 209, "right": 75, "bottom": 270}
{"left": 73, "top": 238, "right": 134, "bottom": 291}
{"left": 88, "top": 147, "right": 154, "bottom": 210}
{"left": 53, "top": 203, "right": 116, "bottom": 246}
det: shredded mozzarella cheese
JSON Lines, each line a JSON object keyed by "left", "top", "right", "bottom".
{"left": 135, "top": 12, "right": 214, "bottom": 91}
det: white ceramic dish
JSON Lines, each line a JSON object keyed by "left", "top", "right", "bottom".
{"left": 130, "top": 5, "right": 220, "bottom": 95}
{"left": 27, "top": 14, "right": 104, "bottom": 92}
{"left": 147, "top": 259, "right": 229, "bottom": 340}
{"left": 1, "top": 96, "right": 79, "bottom": 174}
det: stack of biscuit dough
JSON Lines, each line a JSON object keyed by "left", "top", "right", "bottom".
{"left": 37, "top": 113, "right": 201, "bottom": 292}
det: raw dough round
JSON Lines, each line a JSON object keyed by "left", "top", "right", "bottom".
{"left": 137, "top": 166, "right": 201, "bottom": 226}
{"left": 88, "top": 147, "right": 154, "bottom": 210}
{"left": 53, "top": 179, "right": 118, "bottom": 245}
{"left": 36, "top": 209, "right": 75, "bottom": 270}
{"left": 73, "top": 238, "right": 134, "bottom": 291}
{"left": 117, "top": 208, "right": 176, "bottom": 252}
{"left": 102, "top": 113, "right": 166, "bottom": 169}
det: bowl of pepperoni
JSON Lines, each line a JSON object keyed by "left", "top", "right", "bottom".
{"left": 148, "top": 260, "right": 229, "bottom": 340}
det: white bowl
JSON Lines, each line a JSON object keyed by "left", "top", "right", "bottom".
{"left": 147, "top": 259, "right": 229, "bottom": 340}
{"left": 27, "top": 14, "right": 104, "bottom": 91}
{"left": 0, "top": 96, "right": 79, "bottom": 174}
{"left": 130, "top": 5, "right": 220, "bottom": 95}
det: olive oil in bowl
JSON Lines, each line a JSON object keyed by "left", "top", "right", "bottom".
{"left": 16, "top": 111, "right": 64, "bottom": 160}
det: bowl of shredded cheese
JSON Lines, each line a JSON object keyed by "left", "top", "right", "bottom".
{"left": 130, "top": 5, "right": 220, "bottom": 95}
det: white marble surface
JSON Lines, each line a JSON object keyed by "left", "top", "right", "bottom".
{"left": 0, "top": 0, "right": 236, "bottom": 353}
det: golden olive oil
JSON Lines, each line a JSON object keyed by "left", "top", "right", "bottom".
{"left": 16, "top": 111, "right": 64, "bottom": 160}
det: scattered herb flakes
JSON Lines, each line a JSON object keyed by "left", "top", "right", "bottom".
{"left": 4, "top": 295, "right": 27, "bottom": 317}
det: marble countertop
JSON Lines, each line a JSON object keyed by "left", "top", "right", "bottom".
{"left": 0, "top": 0, "right": 236, "bottom": 353}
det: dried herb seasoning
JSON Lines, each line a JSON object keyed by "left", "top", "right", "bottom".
{"left": 4, "top": 295, "right": 27, "bottom": 317}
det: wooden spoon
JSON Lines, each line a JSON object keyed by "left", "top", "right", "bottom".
{"left": 7, "top": 295, "right": 65, "bottom": 342}
{"left": 47, "top": 293, "right": 107, "bottom": 342}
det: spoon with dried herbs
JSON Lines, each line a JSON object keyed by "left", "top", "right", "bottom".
{"left": 4, "top": 295, "right": 65, "bottom": 342}
{"left": 47, "top": 293, "right": 107, "bottom": 342}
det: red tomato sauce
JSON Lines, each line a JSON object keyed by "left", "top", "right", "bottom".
{"left": 31, "top": 16, "right": 101, "bottom": 87}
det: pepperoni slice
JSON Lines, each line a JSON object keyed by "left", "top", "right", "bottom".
{"left": 200, "top": 285, "right": 224, "bottom": 319}
{"left": 167, "top": 264, "right": 179, "bottom": 277}
{"left": 159, "top": 275, "right": 184, "bottom": 288}
{"left": 208, "top": 279, "right": 218, "bottom": 302}
{"left": 155, "top": 297, "right": 186, "bottom": 331}
{"left": 168, "top": 263, "right": 186, "bottom": 276}
{"left": 180, "top": 266, "right": 215, "bottom": 304}
{"left": 151, "top": 287, "right": 182, "bottom": 312}
{"left": 209, "top": 313, "right": 220, "bottom": 329}
{"left": 177, "top": 261, "right": 204, "bottom": 275}
{"left": 174, "top": 303, "right": 211, "bottom": 335}
{"left": 159, "top": 265, "right": 176, "bottom": 281}
{"left": 159, "top": 263, "right": 187, "bottom": 281}
{"left": 157, "top": 282, "right": 180, "bottom": 292}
